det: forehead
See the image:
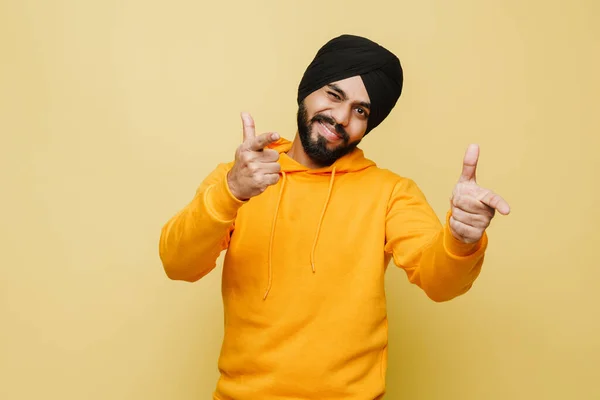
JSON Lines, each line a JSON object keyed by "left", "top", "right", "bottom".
{"left": 326, "top": 76, "right": 370, "bottom": 103}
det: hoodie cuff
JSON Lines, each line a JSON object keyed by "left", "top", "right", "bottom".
{"left": 204, "top": 174, "right": 247, "bottom": 222}
{"left": 443, "top": 210, "right": 488, "bottom": 257}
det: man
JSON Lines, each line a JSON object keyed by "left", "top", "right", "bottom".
{"left": 159, "top": 34, "right": 510, "bottom": 400}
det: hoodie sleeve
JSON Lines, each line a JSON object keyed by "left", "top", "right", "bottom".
{"left": 159, "top": 162, "right": 246, "bottom": 282}
{"left": 384, "top": 178, "right": 488, "bottom": 302}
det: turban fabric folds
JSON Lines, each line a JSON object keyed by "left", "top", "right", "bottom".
{"left": 297, "top": 34, "right": 404, "bottom": 135}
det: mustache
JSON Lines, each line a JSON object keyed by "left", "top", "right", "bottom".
{"left": 311, "top": 114, "right": 349, "bottom": 140}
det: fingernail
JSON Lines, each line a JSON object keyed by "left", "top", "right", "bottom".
{"left": 272, "top": 133, "right": 280, "bottom": 140}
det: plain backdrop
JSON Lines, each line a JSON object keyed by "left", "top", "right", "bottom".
{"left": 1, "top": 0, "right": 599, "bottom": 399}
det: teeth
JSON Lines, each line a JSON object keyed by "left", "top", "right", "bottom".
{"left": 321, "top": 122, "right": 337, "bottom": 137}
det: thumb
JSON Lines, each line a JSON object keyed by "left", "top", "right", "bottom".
{"left": 241, "top": 112, "right": 256, "bottom": 142}
{"left": 459, "top": 144, "right": 479, "bottom": 182}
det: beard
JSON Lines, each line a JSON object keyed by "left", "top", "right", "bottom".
{"left": 296, "top": 101, "right": 361, "bottom": 167}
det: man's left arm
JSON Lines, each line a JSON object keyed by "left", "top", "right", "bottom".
{"left": 384, "top": 144, "right": 510, "bottom": 302}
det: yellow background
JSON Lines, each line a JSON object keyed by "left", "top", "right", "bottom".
{"left": 1, "top": 0, "right": 598, "bottom": 399}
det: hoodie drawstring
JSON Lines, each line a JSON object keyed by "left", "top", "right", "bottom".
{"left": 310, "top": 167, "right": 336, "bottom": 273}
{"left": 263, "top": 168, "right": 336, "bottom": 300}
{"left": 264, "top": 171, "right": 286, "bottom": 300}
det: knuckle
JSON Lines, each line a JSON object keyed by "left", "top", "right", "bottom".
{"left": 255, "top": 137, "right": 266, "bottom": 147}
{"left": 247, "top": 163, "right": 259, "bottom": 174}
{"left": 451, "top": 208, "right": 461, "bottom": 221}
{"left": 451, "top": 195, "right": 460, "bottom": 207}
{"left": 240, "top": 151, "right": 252, "bottom": 164}
{"left": 457, "top": 195, "right": 469, "bottom": 208}
{"left": 450, "top": 216, "right": 461, "bottom": 232}
{"left": 457, "top": 196, "right": 469, "bottom": 209}
{"left": 251, "top": 172, "right": 262, "bottom": 184}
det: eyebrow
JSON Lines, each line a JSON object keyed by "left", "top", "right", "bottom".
{"left": 327, "top": 83, "right": 371, "bottom": 110}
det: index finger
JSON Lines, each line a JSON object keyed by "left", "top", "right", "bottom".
{"left": 241, "top": 112, "right": 255, "bottom": 142}
{"left": 250, "top": 132, "right": 280, "bottom": 151}
{"left": 480, "top": 191, "right": 511, "bottom": 215}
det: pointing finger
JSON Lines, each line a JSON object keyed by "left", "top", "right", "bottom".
{"left": 460, "top": 144, "right": 479, "bottom": 183}
{"left": 451, "top": 193, "right": 494, "bottom": 218}
{"left": 480, "top": 190, "right": 511, "bottom": 215}
{"left": 249, "top": 131, "right": 280, "bottom": 151}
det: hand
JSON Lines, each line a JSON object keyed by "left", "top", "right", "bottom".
{"left": 227, "top": 112, "right": 281, "bottom": 201}
{"left": 449, "top": 144, "right": 510, "bottom": 244}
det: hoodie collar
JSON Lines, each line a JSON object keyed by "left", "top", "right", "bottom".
{"left": 266, "top": 137, "right": 376, "bottom": 174}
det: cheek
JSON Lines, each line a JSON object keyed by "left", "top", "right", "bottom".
{"left": 304, "top": 93, "right": 331, "bottom": 115}
{"left": 347, "top": 119, "right": 368, "bottom": 140}
{"left": 313, "top": 98, "right": 337, "bottom": 115}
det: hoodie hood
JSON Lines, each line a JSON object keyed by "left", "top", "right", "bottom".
{"left": 261, "top": 137, "right": 376, "bottom": 299}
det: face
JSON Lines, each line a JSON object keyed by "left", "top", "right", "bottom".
{"left": 297, "top": 76, "right": 371, "bottom": 166}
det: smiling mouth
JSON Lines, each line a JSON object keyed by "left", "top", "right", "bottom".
{"left": 317, "top": 121, "right": 343, "bottom": 141}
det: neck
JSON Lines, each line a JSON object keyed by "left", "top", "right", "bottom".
{"left": 287, "top": 133, "right": 324, "bottom": 169}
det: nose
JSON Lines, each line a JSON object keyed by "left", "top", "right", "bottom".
{"left": 331, "top": 104, "right": 351, "bottom": 127}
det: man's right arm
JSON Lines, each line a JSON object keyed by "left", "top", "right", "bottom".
{"left": 159, "top": 112, "right": 281, "bottom": 282}
{"left": 159, "top": 161, "right": 246, "bottom": 282}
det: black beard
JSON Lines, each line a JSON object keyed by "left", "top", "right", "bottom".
{"left": 296, "top": 102, "right": 360, "bottom": 167}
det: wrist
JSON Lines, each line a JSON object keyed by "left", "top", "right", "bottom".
{"left": 203, "top": 172, "right": 247, "bottom": 223}
{"left": 226, "top": 171, "right": 246, "bottom": 201}
{"left": 444, "top": 211, "right": 486, "bottom": 257}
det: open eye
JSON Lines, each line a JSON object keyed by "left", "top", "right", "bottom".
{"left": 355, "top": 107, "right": 369, "bottom": 119}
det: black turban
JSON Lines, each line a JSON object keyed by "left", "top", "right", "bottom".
{"left": 297, "top": 34, "right": 403, "bottom": 135}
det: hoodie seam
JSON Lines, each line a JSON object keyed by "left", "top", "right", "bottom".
{"left": 380, "top": 318, "right": 389, "bottom": 385}
{"left": 383, "top": 179, "right": 402, "bottom": 257}
{"left": 384, "top": 179, "right": 400, "bottom": 214}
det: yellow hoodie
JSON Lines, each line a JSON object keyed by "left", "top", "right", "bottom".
{"left": 159, "top": 138, "right": 487, "bottom": 400}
